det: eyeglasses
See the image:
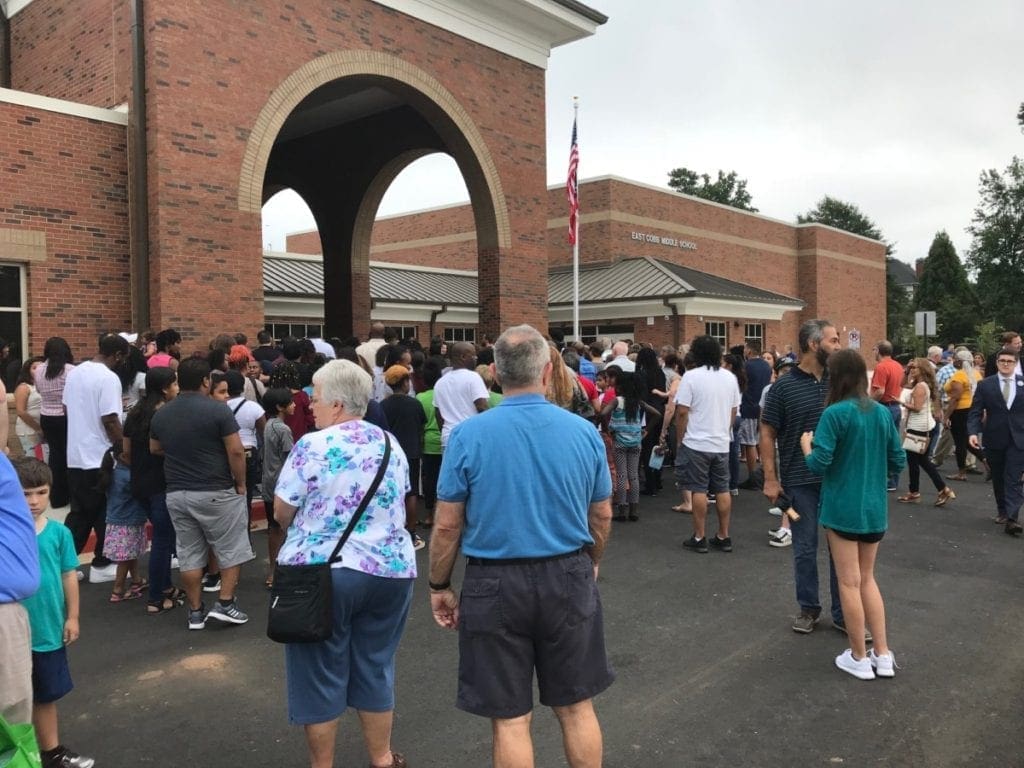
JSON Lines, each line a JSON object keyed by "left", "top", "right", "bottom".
{"left": 997, "top": 359, "right": 1017, "bottom": 365}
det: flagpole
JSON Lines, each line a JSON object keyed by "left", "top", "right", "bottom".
{"left": 572, "top": 96, "right": 580, "bottom": 342}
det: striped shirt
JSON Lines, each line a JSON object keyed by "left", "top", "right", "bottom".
{"left": 935, "top": 363, "right": 955, "bottom": 406}
{"left": 761, "top": 366, "right": 829, "bottom": 487}
{"left": 33, "top": 363, "right": 74, "bottom": 417}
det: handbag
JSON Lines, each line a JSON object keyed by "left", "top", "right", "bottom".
{"left": 902, "top": 428, "right": 930, "bottom": 455}
{"left": 0, "top": 715, "right": 42, "bottom": 768}
{"left": 266, "top": 433, "right": 391, "bottom": 644}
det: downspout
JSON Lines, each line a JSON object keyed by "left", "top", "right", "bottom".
{"left": 0, "top": 5, "right": 11, "bottom": 89}
{"left": 662, "top": 298, "right": 680, "bottom": 349}
{"left": 429, "top": 304, "right": 448, "bottom": 341}
{"left": 128, "top": 0, "right": 150, "bottom": 330}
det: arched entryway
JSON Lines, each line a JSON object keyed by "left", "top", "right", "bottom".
{"left": 239, "top": 51, "right": 508, "bottom": 340}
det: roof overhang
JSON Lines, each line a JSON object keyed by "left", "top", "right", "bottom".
{"left": 372, "top": 0, "right": 606, "bottom": 69}
{"left": 548, "top": 295, "right": 804, "bottom": 323}
{"left": 265, "top": 295, "right": 479, "bottom": 325}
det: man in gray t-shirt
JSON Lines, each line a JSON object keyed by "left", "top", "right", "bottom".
{"left": 150, "top": 358, "right": 253, "bottom": 631}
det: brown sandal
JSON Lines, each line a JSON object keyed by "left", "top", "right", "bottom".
{"left": 945, "top": 473, "right": 967, "bottom": 482}
{"left": 935, "top": 487, "right": 956, "bottom": 506}
{"left": 896, "top": 493, "right": 920, "bottom": 503}
{"left": 369, "top": 752, "right": 407, "bottom": 768}
{"left": 671, "top": 504, "right": 692, "bottom": 514}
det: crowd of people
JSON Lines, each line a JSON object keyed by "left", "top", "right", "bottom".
{"left": 1, "top": 319, "right": 1021, "bottom": 767}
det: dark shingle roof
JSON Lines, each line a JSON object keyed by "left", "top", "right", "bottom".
{"left": 548, "top": 257, "right": 802, "bottom": 306}
{"left": 887, "top": 257, "right": 919, "bottom": 287}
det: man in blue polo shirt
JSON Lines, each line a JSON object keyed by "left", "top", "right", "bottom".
{"left": 0, "top": 453, "right": 41, "bottom": 725}
{"left": 428, "top": 324, "right": 613, "bottom": 768}
{"left": 761, "top": 319, "right": 867, "bottom": 639}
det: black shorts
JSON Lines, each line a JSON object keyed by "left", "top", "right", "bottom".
{"left": 456, "top": 550, "right": 615, "bottom": 719}
{"left": 405, "top": 457, "right": 421, "bottom": 498}
{"left": 826, "top": 527, "right": 885, "bottom": 544}
{"left": 32, "top": 647, "right": 73, "bottom": 704}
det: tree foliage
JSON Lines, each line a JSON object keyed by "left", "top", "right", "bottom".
{"left": 965, "top": 156, "right": 1024, "bottom": 332}
{"left": 1018, "top": 101, "right": 1024, "bottom": 132}
{"left": 914, "top": 231, "right": 977, "bottom": 343}
{"left": 885, "top": 263, "right": 915, "bottom": 354}
{"left": 667, "top": 168, "right": 758, "bottom": 212}
{"left": 796, "top": 196, "right": 892, "bottom": 255}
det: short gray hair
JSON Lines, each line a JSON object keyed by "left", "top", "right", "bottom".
{"left": 798, "top": 319, "right": 833, "bottom": 353}
{"left": 312, "top": 359, "right": 371, "bottom": 417}
{"left": 494, "top": 325, "right": 549, "bottom": 389}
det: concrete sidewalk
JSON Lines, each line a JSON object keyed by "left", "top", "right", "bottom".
{"left": 57, "top": 474, "right": 1022, "bottom": 767}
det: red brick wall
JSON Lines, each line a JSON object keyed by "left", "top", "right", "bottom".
{"left": 0, "top": 102, "right": 129, "bottom": 355}
{"left": 9, "top": 0, "right": 130, "bottom": 108}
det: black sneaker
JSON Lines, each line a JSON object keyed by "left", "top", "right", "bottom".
{"left": 710, "top": 535, "right": 733, "bottom": 552}
{"left": 792, "top": 611, "right": 820, "bottom": 634}
{"left": 201, "top": 573, "right": 222, "bottom": 592}
{"left": 207, "top": 600, "right": 249, "bottom": 625}
{"left": 43, "top": 747, "right": 95, "bottom": 768}
{"left": 682, "top": 536, "right": 709, "bottom": 553}
{"left": 833, "top": 619, "right": 873, "bottom": 644}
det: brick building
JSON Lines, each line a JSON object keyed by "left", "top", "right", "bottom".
{"left": 0, "top": 0, "right": 606, "bottom": 357}
{"left": 276, "top": 175, "right": 888, "bottom": 353}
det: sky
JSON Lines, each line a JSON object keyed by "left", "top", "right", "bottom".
{"left": 262, "top": 0, "right": 1024, "bottom": 266}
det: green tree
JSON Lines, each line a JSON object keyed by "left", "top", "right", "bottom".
{"left": 667, "top": 168, "right": 758, "bottom": 211}
{"left": 796, "top": 196, "right": 892, "bottom": 255}
{"left": 914, "top": 231, "right": 977, "bottom": 344}
{"left": 885, "top": 263, "right": 915, "bottom": 354}
{"left": 1018, "top": 101, "right": 1023, "bottom": 131}
{"left": 965, "top": 156, "right": 1024, "bottom": 332}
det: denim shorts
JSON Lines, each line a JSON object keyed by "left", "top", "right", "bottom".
{"left": 32, "top": 647, "right": 73, "bottom": 704}
{"left": 456, "top": 550, "right": 615, "bottom": 719}
{"left": 285, "top": 567, "right": 414, "bottom": 725}
{"left": 736, "top": 418, "right": 760, "bottom": 446}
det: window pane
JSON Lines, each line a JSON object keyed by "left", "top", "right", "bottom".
{"left": 0, "top": 266, "right": 21, "bottom": 308}
{"left": 0, "top": 311, "right": 23, "bottom": 358}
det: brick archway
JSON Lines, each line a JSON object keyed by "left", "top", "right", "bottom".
{"left": 238, "top": 49, "right": 510, "bottom": 252}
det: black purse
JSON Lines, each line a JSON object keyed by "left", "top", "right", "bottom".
{"left": 267, "top": 433, "right": 392, "bottom": 644}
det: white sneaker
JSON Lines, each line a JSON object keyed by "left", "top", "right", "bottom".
{"left": 88, "top": 562, "right": 117, "bottom": 583}
{"left": 768, "top": 506, "right": 783, "bottom": 517}
{"left": 768, "top": 528, "right": 792, "bottom": 548}
{"left": 170, "top": 556, "right": 179, "bottom": 570}
{"left": 835, "top": 649, "right": 875, "bottom": 680}
{"left": 76, "top": 570, "right": 85, "bottom": 582}
{"left": 869, "top": 649, "right": 896, "bottom": 678}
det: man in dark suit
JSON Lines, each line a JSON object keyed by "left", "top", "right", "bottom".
{"left": 968, "top": 347, "right": 1024, "bottom": 536}
{"left": 983, "top": 331, "right": 1022, "bottom": 378}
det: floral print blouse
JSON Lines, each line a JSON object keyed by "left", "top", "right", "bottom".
{"left": 275, "top": 420, "right": 416, "bottom": 578}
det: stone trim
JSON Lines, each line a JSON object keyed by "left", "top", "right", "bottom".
{"left": 0, "top": 228, "right": 46, "bottom": 262}
{"left": 0, "top": 87, "right": 129, "bottom": 126}
{"left": 238, "top": 50, "right": 511, "bottom": 250}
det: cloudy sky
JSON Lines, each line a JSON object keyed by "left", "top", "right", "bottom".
{"left": 263, "top": 0, "right": 1024, "bottom": 266}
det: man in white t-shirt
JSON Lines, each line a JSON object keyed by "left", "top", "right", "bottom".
{"left": 63, "top": 333, "right": 130, "bottom": 581}
{"left": 355, "top": 321, "right": 387, "bottom": 370}
{"left": 608, "top": 341, "right": 635, "bottom": 373}
{"left": 674, "top": 335, "right": 741, "bottom": 554}
{"left": 434, "top": 342, "right": 489, "bottom": 449}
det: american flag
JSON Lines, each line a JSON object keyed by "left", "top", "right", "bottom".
{"left": 566, "top": 116, "right": 579, "bottom": 245}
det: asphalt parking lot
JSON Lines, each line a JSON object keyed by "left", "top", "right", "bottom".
{"left": 59, "top": 472, "right": 1023, "bottom": 767}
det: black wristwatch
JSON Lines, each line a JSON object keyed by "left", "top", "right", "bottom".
{"left": 428, "top": 579, "right": 451, "bottom": 591}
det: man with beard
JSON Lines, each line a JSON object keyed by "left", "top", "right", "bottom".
{"left": 760, "top": 320, "right": 866, "bottom": 639}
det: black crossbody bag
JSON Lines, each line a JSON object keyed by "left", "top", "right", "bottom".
{"left": 267, "top": 434, "right": 391, "bottom": 644}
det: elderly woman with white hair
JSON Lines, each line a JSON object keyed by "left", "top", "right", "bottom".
{"left": 274, "top": 359, "right": 415, "bottom": 768}
{"left": 942, "top": 349, "right": 987, "bottom": 482}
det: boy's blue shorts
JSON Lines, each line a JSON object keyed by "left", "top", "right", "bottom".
{"left": 32, "top": 646, "right": 74, "bottom": 704}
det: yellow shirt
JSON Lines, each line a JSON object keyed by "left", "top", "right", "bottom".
{"left": 945, "top": 369, "right": 980, "bottom": 410}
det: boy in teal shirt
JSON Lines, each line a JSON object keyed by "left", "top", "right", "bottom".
{"left": 14, "top": 457, "right": 95, "bottom": 768}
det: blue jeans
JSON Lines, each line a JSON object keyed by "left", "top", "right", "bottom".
{"left": 786, "top": 484, "right": 842, "bottom": 623}
{"left": 142, "top": 493, "right": 174, "bottom": 603}
{"left": 885, "top": 402, "right": 902, "bottom": 488}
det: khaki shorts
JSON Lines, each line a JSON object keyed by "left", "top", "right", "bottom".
{"left": 0, "top": 602, "right": 33, "bottom": 724}
{"left": 166, "top": 489, "right": 255, "bottom": 572}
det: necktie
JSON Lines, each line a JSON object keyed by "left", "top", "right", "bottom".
{"left": 1003, "top": 378, "right": 1012, "bottom": 404}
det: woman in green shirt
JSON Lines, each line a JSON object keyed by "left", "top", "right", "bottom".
{"left": 800, "top": 349, "right": 905, "bottom": 681}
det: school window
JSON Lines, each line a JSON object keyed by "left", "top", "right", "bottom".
{"left": 744, "top": 323, "right": 763, "bottom": 349}
{"left": 705, "top": 321, "right": 727, "bottom": 349}
{"left": 575, "top": 324, "right": 636, "bottom": 344}
{"left": 0, "top": 264, "right": 26, "bottom": 358}
{"left": 392, "top": 326, "right": 417, "bottom": 341}
{"left": 443, "top": 327, "right": 476, "bottom": 343}
{"left": 264, "top": 322, "right": 322, "bottom": 341}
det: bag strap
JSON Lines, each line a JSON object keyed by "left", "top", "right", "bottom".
{"left": 326, "top": 433, "right": 392, "bottom": 565}
{"left": 232, "top": 399, "right": 246, "bottom": 416}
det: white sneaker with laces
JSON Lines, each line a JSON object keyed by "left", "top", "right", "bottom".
{"left": 768, "top": 506, "right": 783, "bottom": 517}
{"left": 869, "top": 649, "right": 896, "bottom": 678}
{"left": 768, "top": 528, "right": 792, "bottom": 548}
{"left": 835, "top": 649, "right": 875, "bottom": 680}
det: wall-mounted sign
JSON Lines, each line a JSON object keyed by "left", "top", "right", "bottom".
{"left": 630, "top": 231, "right": 697, "bottom": 251}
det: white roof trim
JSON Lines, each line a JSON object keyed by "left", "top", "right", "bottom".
{"left": 372, "top": 0, "right": 602, "bottom": 69}
{"left": 0, "top": 87, "right": 129, "bottom": 126}
{"left": 547, "top": 175, "right": 886, "bottom": 246}
{"left": 263, "top": 250, "right": 480, "bottom": 278}
{"left": 0, "top": 0, "right": 34, "bottom": 18}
